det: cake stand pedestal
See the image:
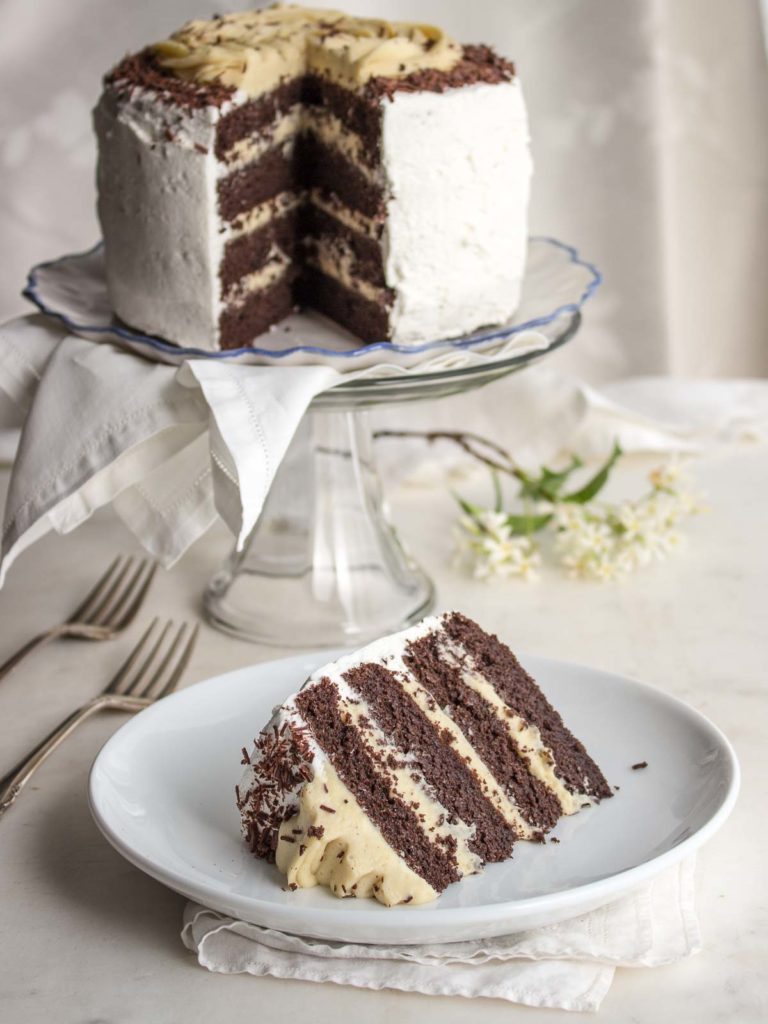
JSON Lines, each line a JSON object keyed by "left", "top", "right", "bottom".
{"left": 203, "top": 313, "right": 579, "bottom": 648}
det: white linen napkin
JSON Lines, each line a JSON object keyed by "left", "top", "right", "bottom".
{"left": 0, "top": 315, "right": 545, "bottom": 582}
{"left": 1, "top": 312, "right": 767, "bottom": 587}
{"left": 181, "top": 859, "right": 699, "bottom": 1012}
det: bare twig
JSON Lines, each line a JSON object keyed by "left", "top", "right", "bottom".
{"left": 373, "top": 429, "right": 524, "bottom": 480}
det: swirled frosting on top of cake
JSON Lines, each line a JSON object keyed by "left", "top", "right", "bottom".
{"left": 236, "top": 613, "right": 612, "bottom": 906}
{"left": 152, "top": 5, "right": 462, "bottom": 97}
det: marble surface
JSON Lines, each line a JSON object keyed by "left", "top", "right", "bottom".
{"left": 0, "top": 445, "right": 765, "bottom": 1022}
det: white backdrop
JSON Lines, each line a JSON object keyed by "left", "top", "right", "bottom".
{"left": 1, "top": 0, "right": 766, "bottom": 382}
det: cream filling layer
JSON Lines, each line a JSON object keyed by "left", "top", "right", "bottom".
{"left": 304, "top": 238, "right": 388, "bottom": 305}
{"left": 309, "top": 187, "right": 382, "bottom": 239}
{"left": 335, "top": 683, "right": 481, "bottom": 877}
{"left": 226, "top": 191, "right": 302, "bottom": 241}
{"left": 223, "top": 248, "right": 290, "bottom": 305}
{"left": 275, "top": 760, "right": 437, "bottom": 907}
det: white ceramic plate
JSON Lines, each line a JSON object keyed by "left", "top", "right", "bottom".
{"left": 89, "top": 649, "right": 739, "bottom": 945}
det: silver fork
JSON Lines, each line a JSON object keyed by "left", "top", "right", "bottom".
{"left": 0, "top": 556, "right": 157, "bottom": 682}
{"left": 0, "top": 618, "right": 198, "bottom": 817}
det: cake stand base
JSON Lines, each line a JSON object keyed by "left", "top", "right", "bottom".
{"left": 204, "top": 406, "right": 435, "bottom": 647}
{"left": 204, "top": 311, "right": 580, "bottom": 647}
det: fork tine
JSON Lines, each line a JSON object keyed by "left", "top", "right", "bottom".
{"left": 83, "top": 557, "right": 136, "bottom": 626}
{"left": 135, "top": 622, "right": 196, "bottom": 700}
{"left": 66, "top": 556, "right": 123, "bottom": 623}
{"left": 113, "top": 562, "right": 157, "bottom": 631}
{"left": 112, "top": 562, "right": 158, "bottom": 632}
{"left": 93, "top": 558, "right": 145, "bottom": 627}
{"left": 117, "top": 620, "right": 174, "bottom": 697}
{"left": 156, "top": 623, "right": 199, "bottom": 700}
{"left": 102, "top": 618, "right": 161, "bottom": 696}
{"left": 98, "top": 560, "right": 155, "bottom": 630}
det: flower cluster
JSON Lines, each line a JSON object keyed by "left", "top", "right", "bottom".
{"left": 553, "top": 479, "right": 701, "bottom": 580}
{"left": 455, "top": 450, "right": 703, "bottom": 583}
{"left": 456, "top": 510, "right": 541, "bottom": 581}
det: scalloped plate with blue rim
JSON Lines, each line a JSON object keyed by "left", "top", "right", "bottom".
{"left": 24, "top": 236, "right": 601, "bottom": 373}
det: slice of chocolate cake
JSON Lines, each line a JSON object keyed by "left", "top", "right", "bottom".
{"left": 94, "top": 6, "right": 532, "bottom": 350}
{"left": 237, "top": 612, "right": 612, "bottom": 906}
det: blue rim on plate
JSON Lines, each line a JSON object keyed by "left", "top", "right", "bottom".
{"left": 23, "top": 235, "right": 602, "bottom": 362}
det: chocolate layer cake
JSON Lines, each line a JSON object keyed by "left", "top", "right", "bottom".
{"left": 94, "top": 6, "right": 532, "bottom": 350}
{"left": 237, "top": 612, "right": 611, "bottom": 906}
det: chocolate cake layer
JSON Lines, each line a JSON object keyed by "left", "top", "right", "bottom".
{"left": 296, "top": 679, "right": 461, "bottom": 893}
{"left": 218, "top": 148, "right": 298, "bottom": 223}
{"left": 297, "top": 266, "right": 390, "bottom": 342}
{"left": 302, "top": 204, "right": 386, "bottom": 286}
{"left": 218, "top": 273, "right": 296, "bottom": 350}
{"left": 342, "top": 663, "right": 518, "bottom": 862}
{"left": 404, "top": 634, "right": 563, "bottom": 834}
{"left": 296, "top": 135, "right": 385, "bottom": 219}
{"left": 216, "top": 78, "right": 304, "bottom": 159}
{"left": 220, "top": 211, "right": 299, "bottom": 296}
{"left": 442, "top": 614, "right": 613, "bottom": 800}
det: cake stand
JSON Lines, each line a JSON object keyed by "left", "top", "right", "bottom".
{"left": 204, "top": 311, "right": 580, "bottom": 648}
{"left": 22, "top": 234, "right": 595, "bottom": 648}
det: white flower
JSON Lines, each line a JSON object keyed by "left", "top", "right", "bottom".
{"left": 554, "top": 503, "right": 588, "bottom": 531}
{"left": 588, "top": 555, "right": 625, "bottom": 581}
{"left": 476, "top": 510, "right": 512, "bottom": 538}
{"left": 617, "top": 502, "right": 645, "bottom": 541}
{"left": 649, "top": 460, "right": 682, "bottom": 491}
{"left": 455, "top": 509, "right": 541, "bottom": 582}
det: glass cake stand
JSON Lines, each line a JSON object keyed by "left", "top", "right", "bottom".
{"left": 203, "top": 311, "right": 580, "bottom": 648}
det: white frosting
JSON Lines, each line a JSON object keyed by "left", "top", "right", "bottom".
{"left": 381, "top": 80, "right": 532, "bottom": 344}
{"left": 94, "top": 88, "right": 229, "bottom": 348}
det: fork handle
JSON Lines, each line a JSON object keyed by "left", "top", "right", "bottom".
{"left": 0, "top": 694, "right": 149, "bottom": 817}
{"left": 0, "top": 626, "right": 64, "bottom": 682}
{"left": 0, "top": 623, "right": 113, "bottom": 683}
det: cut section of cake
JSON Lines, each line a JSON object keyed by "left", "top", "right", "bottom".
{"left": 237, "top": 612, "right": 612, "bottom": 906}
{"left": 94, "top": 6, "right": 532, "bottom": 350}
